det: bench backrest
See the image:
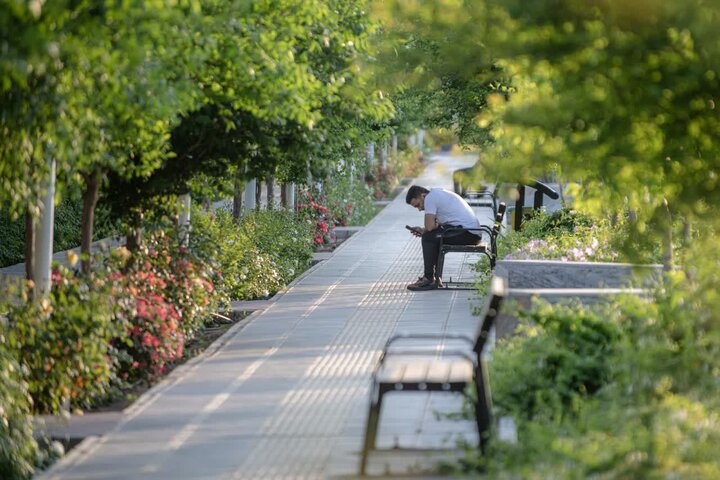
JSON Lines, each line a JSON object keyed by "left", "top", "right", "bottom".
{"left": 492, "top": 202, "right": 506, "bottom": 235}
{"left": 472, "top": 275, "right": 507, "bottom": 354}
{"left": 488, "top": 202, "right": 507, "bottom": 256}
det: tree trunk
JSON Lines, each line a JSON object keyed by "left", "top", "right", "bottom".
{"left": 233, "top": 177, "right": 243, "bottom": 221}
{"left": 81, "top": 169, "right": 102, "bottom": 275}
{"left": 266, "top": 177, "right": 275, "bottom": 210}
{"left": 24, "top": 207, "right": 35, "bottom": 284}
{"left": 662, "top": 202, "right": 673, "bottom": 272}
{"left": 255, "top": 180, "right": 262, "bottom": 209}
{"left": 126, "top": 228, "right": 142, "bottom": 252}
{"left": 125, "top": 210, "right": 143, "bottom": 254}
{"left": 280, "top": 182, "right": 288, "bottom": 208}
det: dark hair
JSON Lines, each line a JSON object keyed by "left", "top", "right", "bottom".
{"left": 406, "top": 185, "right": 429, "bottom": 204}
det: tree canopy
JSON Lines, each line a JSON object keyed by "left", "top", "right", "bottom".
{"left": 373, "top": 0, "right": 720, "bottom": 260}
{"left": 1, "top": 0, "right": 395, "bottom": 257}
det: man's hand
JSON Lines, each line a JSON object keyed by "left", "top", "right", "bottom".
{"left": 405, "top": 225, "right": 423, "bottom": 237}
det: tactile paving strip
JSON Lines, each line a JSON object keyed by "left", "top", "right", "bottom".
{"left": 230, "top": 233, "right": 420, "bottom": 478}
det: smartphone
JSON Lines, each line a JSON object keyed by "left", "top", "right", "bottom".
{"left": 405, "top": 225, "right": 417, "bottom": 232}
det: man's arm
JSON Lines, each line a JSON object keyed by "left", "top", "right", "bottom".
{"left": 424, "top": 214, "right": 437, "bottom": 232}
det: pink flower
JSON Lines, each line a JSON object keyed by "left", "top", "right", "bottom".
{"left": 142, "top": 332, "right": 155, "bottom": 347}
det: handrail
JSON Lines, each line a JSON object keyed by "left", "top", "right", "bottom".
{"left": 514, "top": 180, "right": 559, "bottom": 231}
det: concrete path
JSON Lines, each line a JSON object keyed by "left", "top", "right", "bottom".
{"left": 39, "top": 153, "right": 495, "bottom": 479}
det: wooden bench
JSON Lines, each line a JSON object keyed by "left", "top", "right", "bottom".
{"left": 359, "top": 276, "right": 508, "bottom": 475}
{"left": 435, "top": 203, "right": 506, "bottom": 289}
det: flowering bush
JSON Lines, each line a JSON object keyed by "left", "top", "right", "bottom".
{"left": 324, "top": 171, "right": 377, "bottom": 226}
{"left": 364, "top": 165, "right": 397, "bottom": 200}
{"left": 0, "top": 290, "right": 37, "bottom": 479}
{"left": 328, "top": 198, "right": 354, "bottom": 227}
{"left": 110, "top": 229, "right": 223, "bottom": 382}
{"left": 504, "top": 234, "right": 619, "bottom": 262}
{"left": 296, "top": 189, "right": 335, "bottom": 246}
{"left": 112, "top": 260, "right": 185, "bottom": 382}
{"left": 389, "top": 147, "right": 424, "bottom": 179}
{"left": 5, "top": 260, "right": 123, "bottom": 414}
{"left": 137, "top": 231, "right": 223, "bottom": 339}
{"left": 499, "top": 209, "right": 621, "bottom": 262}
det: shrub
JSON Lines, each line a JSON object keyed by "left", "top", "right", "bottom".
{"left": 6, "top": 262, "right": 123, "bottom": 414}
{"left": 191, "top": 208, "right": 304, "bottom": 300}
{"left": 112, "top": 261, "right": 185, "bottom": 383}
{"left": 110, "top": 227, "right": 223, "bottom": 382}
{"left": 138, "top": 231, "right": 223, "bottom": 340}
{"left": 324, "top": 171, "right": 376, "bottom": 226}
{"left": 238, "top": 210, "right": 313, "bottom": 285}
{"left": 296, "top": 189, "right": 335, "bottom": 246}
{"left": 0, "top": 211, "right": 25, "bottom": 268}
{"left": 0, "top": 196, "right": 120, "bottom": 268}
{"left": 364, "top": 165, "right": 397, "bottom": 199}
{"left": 458, "top": 249, "right": 720, "bottom": 478}
{"left": 0, "top": 291, "right": 37, "bottom": 480}
{"left": 491, "top": 301, "right": 622, "bottom": 420}
{"left": 389, "top": 148, "right": 424, "bottom": 179}
{"left": 498, "top": 208, "right": 621, "bottom": 262}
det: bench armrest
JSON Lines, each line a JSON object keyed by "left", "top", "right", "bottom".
{"left": 383, "top": 332, "right": 474, "bottom": 350}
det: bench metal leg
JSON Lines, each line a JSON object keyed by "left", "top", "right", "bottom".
{"left": 360, "top": 386, "right": 383, "bottom": 475}
{"left": 475, "top": 361, "right": 493, "bottom": 454}
{"left": 436, "top": 251, "right": 447, "bottom": 279}
{"left": 438, "top": 249, "right": 494, "bottom": 288}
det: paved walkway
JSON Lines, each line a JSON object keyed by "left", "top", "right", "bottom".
{"left": 40, "top": 153, "right": 495, "bottom": 479}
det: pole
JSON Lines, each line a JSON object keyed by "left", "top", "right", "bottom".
{"left": 178, "top": 194, "right": 191, "bottom": 246}
{"left": 34, "top": 158, "right": 56, "bottom": 298}
{"left": 244, "top": 178, "right": 257, "bottom": 211}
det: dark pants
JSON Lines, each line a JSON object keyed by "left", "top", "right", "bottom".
{"left": 421, "top": 227, "right": 481, "bottom": 280}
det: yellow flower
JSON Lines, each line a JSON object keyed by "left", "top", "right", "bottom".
{"left": 67, "top": 250, "right": 79, "bottom": 267}
{"left": 113, "top": 246, "right": 131, "bottom": 260}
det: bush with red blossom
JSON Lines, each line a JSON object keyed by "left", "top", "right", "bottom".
{"left": 296, "top": 190, "right": 336, "bottom": 247}
{"left": 110, "top": 230, "right": 224, "bottom": 382}
{"left": 365, "top": 165, "right": 398, "bottom": 199}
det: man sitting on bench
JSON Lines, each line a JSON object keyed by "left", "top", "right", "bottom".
{"left": 405, "top": 185, "right": 481, "bottom": 291}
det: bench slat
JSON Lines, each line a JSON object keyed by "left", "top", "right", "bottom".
{"left": 378, "top": 358, "right": 474, "bottom": 385}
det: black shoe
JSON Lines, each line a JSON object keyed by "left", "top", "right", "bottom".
{"left": 407, "top": 277, "right": 438, "bottom": 291}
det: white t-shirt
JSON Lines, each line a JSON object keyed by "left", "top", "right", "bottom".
{"left": 424, "top": 188, "right": 480, "bottom": 230}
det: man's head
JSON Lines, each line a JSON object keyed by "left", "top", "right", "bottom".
{"left": 406, "top": 185, "right": 429, "bottom": 211}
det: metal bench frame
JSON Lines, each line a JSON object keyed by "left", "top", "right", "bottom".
{"left": 436, "top": 203, "right": 506, "bottom": 290}
{"left": 359, "top": 276, "right": 507, "bottom": 475}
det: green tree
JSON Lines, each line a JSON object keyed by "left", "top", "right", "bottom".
{"left": 103, "top": 0, "right": 393, "bottom": 222}
{"left": 0, "top": 1, "right": 202, "bottom": 274}
{"left": 370, "top": 0, "right": 504, "bottom": 147}
{"left": 478, "top": 0, "right": 720, "bottom": 265}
